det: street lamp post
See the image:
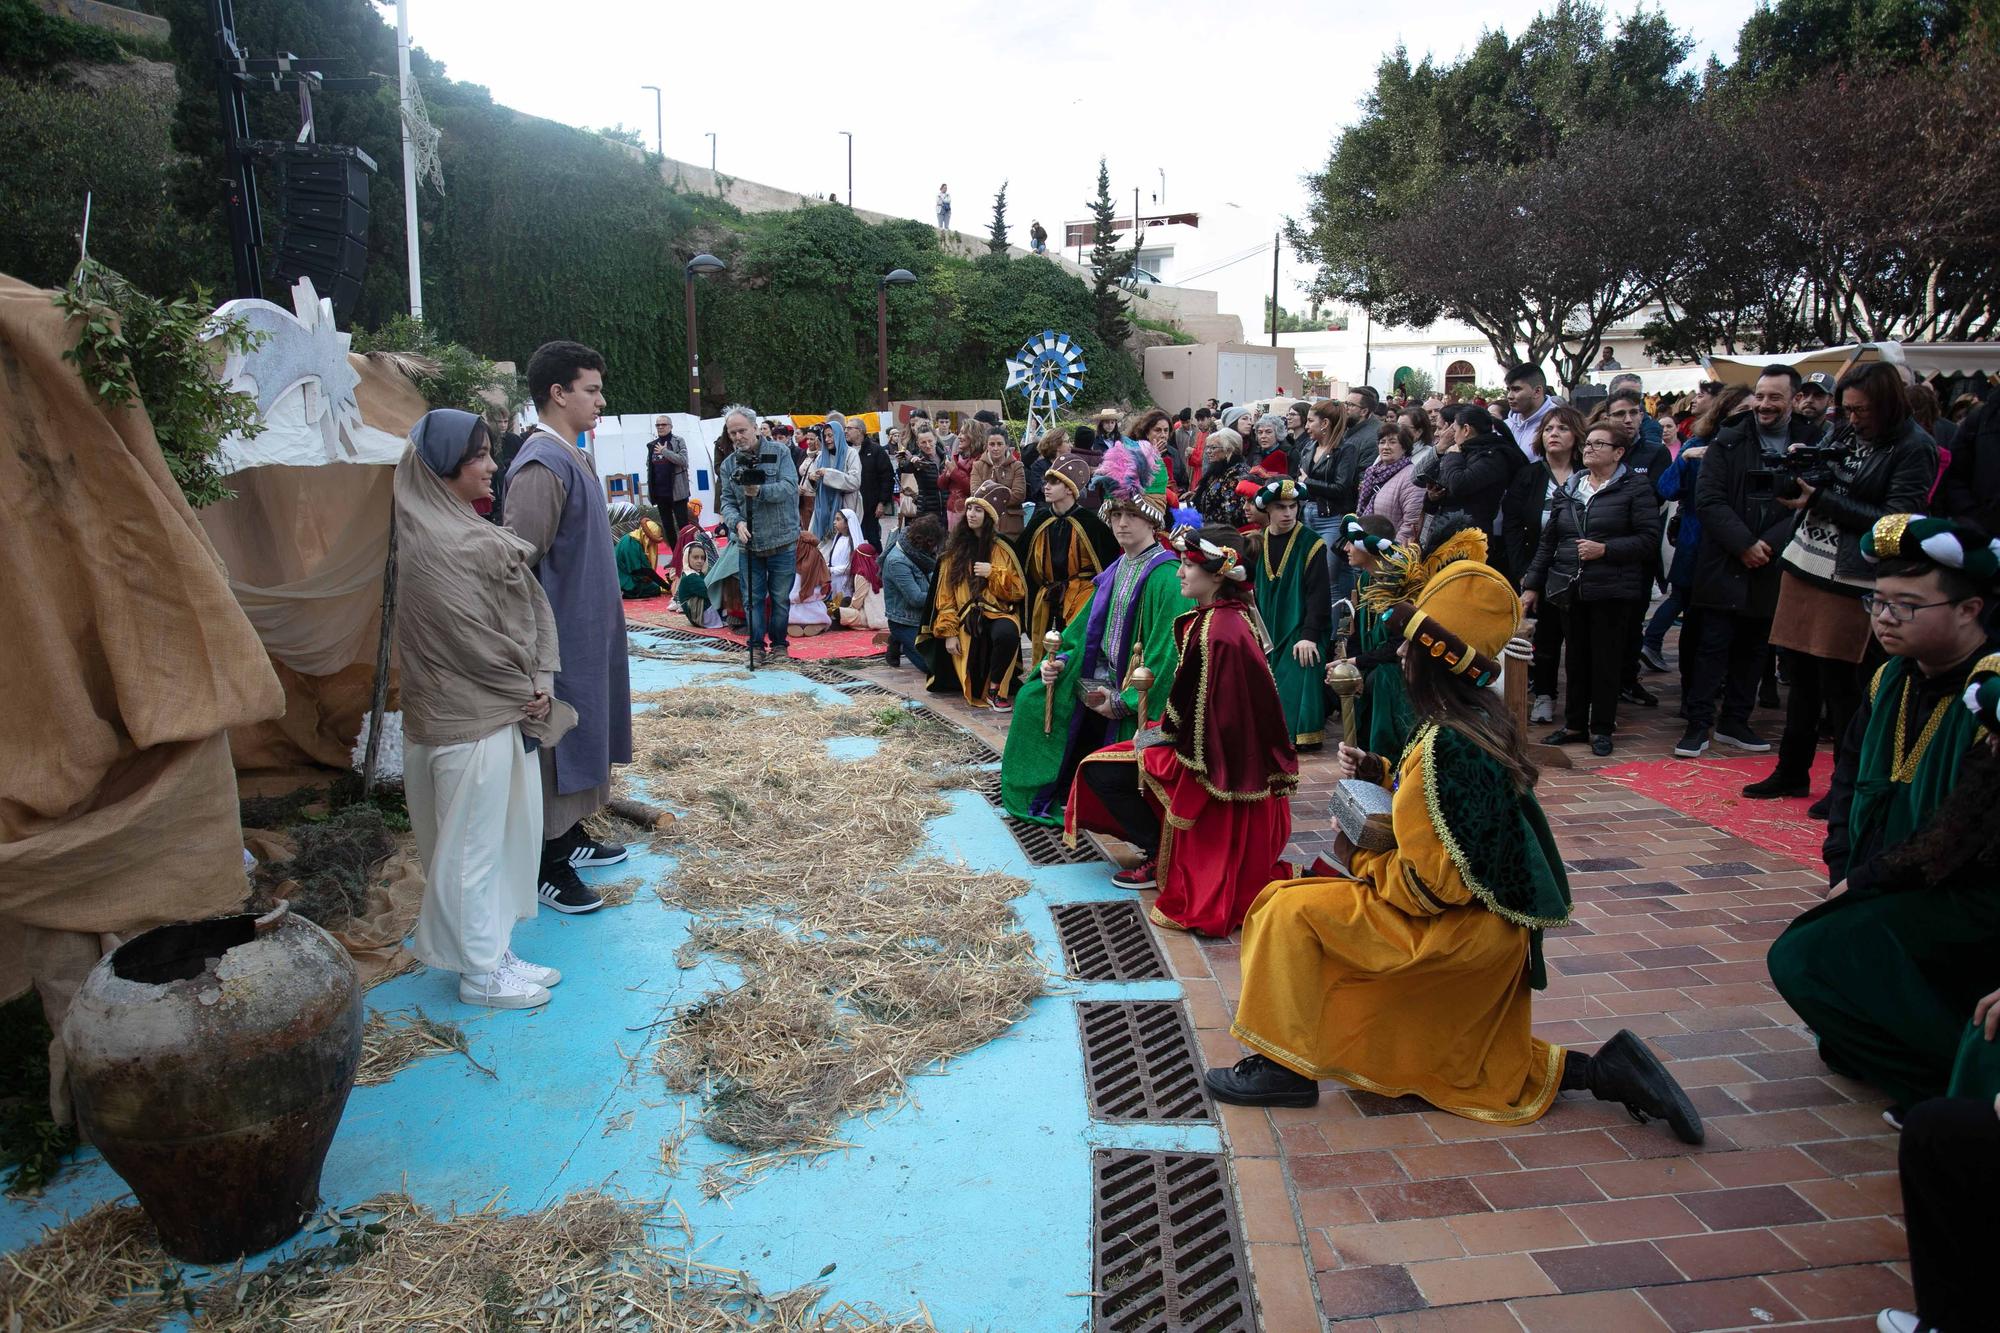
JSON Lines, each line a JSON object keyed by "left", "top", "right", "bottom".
{"left": 684, "top": 253, "right": 726, "bottom": 417}
{"left": 839, "top": 130, "right": 852, "bottom": 206}
{"left": 641, "top": 84, "right": 662, "bottom": 154}
{"left": 875, "top": 268, "right": 917, "bottom": 410}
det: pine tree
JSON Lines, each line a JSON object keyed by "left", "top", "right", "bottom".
{"left": 1088, "top": 158, "right": 1131, "bottom": 347}
{"left": 987, "top": 180, "right": 1010, "bottom": 254}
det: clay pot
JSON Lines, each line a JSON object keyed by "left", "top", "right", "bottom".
{"left": 63, "top": 903, "right": 362, "bottom": 1263}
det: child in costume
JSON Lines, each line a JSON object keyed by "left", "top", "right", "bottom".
{"left": 1066, "top": 525, "right": 1298, "bottom": 936}
{"left": 1207, "top": 554, "right": 1703, "bottom": 1145}
{"left": 1251, "top": 479, "right": 1332, "bottom": 749}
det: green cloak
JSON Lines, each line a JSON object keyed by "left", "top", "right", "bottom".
{"left": 616, "top": 532, "right": 665, "bottom": 597}
{"left": 1848, "top": 655, "right": 1983, "bottom": 852}
{"left": 1417, "top": 721, "right": 1572, "bottom": 989}
{"left": 1002, "top": 554, "right": 1191, "bottom": 825}
{"left": 1255, "top": 524, "right": 1331, "bottom": 747}
{"left": 1351, "top": 574, "right": 1417, "bottom": 757}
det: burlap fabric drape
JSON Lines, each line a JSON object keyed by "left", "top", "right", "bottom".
{"left": 0, "top": 276, "right": 286, "bottom": 1108}
{"left": 199, "top": 353, "right": 430, "bottom": 772}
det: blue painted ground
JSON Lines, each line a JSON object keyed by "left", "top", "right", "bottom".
{"left": 1, "top": 648, "right": 1215, "bottom": 1333}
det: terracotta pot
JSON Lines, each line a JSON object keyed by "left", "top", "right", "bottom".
{"left": 63, "top": 903, "right": 362, "bottom": 1263}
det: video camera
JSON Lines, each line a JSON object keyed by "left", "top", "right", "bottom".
{"left": 1746, "top": 429, "right": 1855, "bottom": 502}
{"left": 736, "top": 446, "right": 783, "bottom": 490}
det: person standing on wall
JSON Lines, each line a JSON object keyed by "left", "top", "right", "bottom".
{"left": 645, "top": 414, "right": 690, "bottom": 538}
{"left": 503, "top": 341, "right": 632, "bottom": 916}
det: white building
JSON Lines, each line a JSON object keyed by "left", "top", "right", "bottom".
{"left": 1277, "top": 306, "right": 1695, "bottom": 399}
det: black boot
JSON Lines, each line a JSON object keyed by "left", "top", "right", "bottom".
{"left": 1204, "top": 1053, "right": 1319, "bottom": 1108}
{"left": 1584, "top": 1030, "right": 1704, "bottom": 1144}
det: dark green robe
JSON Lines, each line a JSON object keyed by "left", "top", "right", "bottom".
{"left": 1254, "top": 524, "right": 1331, "bottom": 747}
{"left": 1769, "top": 644, "right": 2000, "bottom": 1108}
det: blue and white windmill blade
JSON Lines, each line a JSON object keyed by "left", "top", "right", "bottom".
{"left": 1004, "top": 357, "right": 1029, "bottom": 390}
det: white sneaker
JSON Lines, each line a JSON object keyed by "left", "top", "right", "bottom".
{"left": 502, "top": 949, "right": 561, "bottom": 988}
{"left": 1877, "top": 1310, "right": 1925, "bottom": 1333}
{"left": 1530, "top": 694, "right": 1555, "bottom": 724}
{"left": 459, "top": 963, "right": 551, "bottom": 1010}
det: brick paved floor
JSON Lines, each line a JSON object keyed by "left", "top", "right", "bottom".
{"left": 852, "top": 631, "right": 1909, "bottom": 1333}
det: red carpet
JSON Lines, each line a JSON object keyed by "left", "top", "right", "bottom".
{"left": 1594, "top": 752, "right": 1836, "bottom": 869}
{"left": 624, "top": 602, "right": 885, "bottom": 661}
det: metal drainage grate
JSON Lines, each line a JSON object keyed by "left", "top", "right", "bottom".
{"left": 834, "top": 681, "right": 900, "bottom": 700}
{"left": 787, "top": 660, "right": 860, "bottom": 686}
{"left": 1092, "top": 1150, "right": 1254, "bottom": 1333}
{"left": 1010, "top": 817, "right": 1103, "bottom": 867}
{"left": 1052, "top": 901, "right": 1169, "bottom": 980}
{"left": 964, "top": 769, "right": 1004, "bottom": 803}
{"left": 1077, "top": 1002, "right": 1212, "bottom": 1123}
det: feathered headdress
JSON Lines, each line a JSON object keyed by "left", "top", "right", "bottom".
{"left": 1093, "top": 437, "right": 1161, "bottom": 494}
{"left": 1358, "top": 511, "right": 1489, "bottom": 615}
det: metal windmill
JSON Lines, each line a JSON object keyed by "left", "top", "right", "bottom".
{"left": 1004, "top": 329, "right": 1087, "bottom": 443}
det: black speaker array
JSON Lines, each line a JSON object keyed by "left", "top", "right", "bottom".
{"left": 270, "top": 144, "right": 377, "bottom": 321}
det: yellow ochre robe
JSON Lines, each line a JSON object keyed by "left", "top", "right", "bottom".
{"left": 1230, "top": 723, "right": 1571, "bottom": 1124}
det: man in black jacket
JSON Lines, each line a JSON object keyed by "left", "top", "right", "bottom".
{"left": 1676, "top": 367, "right": 1814, "bottom": 757}
{"left": 645, "top": 414, "right": 690, "bottom": 535}
{"left": 1428, "top": 410, "right": 1524, "bottom": 579}
{"left": 1938, "top": 382, "right": 2000, "bottom": 532}
{"left": 853, "top": 416, "right": 896, "bottom": 549}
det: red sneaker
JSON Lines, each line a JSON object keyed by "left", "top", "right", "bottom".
{"left": 987, "top": 691, "right": 1013, "bottom": 711}
{"left": 1111, "top": 860, "right": 1157, "bottom": 890}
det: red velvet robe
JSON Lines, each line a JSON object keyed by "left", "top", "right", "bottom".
{"left": 1065, "top": 597, "right": 1298, "bottom": 935}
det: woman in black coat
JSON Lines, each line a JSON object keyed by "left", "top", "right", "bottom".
{"left": 1521, "top": 418, "right": 1662, "bottom": 756}
{"left": 1502, "top": 405, "right": 1587, "bottom": 723}
{"left": 1426, "top": 406, "right": 1524, "bottom": 577}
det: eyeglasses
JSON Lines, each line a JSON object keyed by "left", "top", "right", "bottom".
{"left": 1580, "top": 439, "right": 1619, "bottom": 450}
{"left": 1862, "top": 594, "right": 1960, "bottom": 624}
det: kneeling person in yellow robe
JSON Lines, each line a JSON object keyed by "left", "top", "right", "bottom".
{"left": 1206, "top": 560, "right": 1704, "bottom": 1143}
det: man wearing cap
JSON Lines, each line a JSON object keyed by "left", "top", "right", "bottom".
{"left": 1796, "top": 372, "right": 1836, "bottom": 437}
{"left": 1002, "top": 476, "right": 1189, "bottom": 825}
{"left": 1252, "top": 479, "right": 1332, "bottom": 748}
{"left": 1768, "top": 513, "right": 2000, "bottom": 1117}
{"left": 1017, "top": 454, "right": 1119, "bottom": 662}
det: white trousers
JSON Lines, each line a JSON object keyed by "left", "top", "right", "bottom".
{"left": 407, "top": 726, "right": 542, "bottom": 976}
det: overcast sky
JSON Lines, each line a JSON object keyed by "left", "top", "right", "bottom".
{"left": 396, "top": 0, "right": 1760, "bottom": 327}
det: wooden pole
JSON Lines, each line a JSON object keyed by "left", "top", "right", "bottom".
{"left": 1505, "top": 633, "right": 1570, "bottom": 772}
{"left": 360, "top": 505, "right": 399, "bottom": 796}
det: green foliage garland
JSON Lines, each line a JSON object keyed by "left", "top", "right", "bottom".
{"left": 350, "top": 314, "right": 523, "bottom": 417}
{"left": 56, "top": 258, "right": 265, "bottom": 508}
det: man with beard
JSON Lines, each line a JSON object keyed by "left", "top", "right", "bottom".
{"left": 1796, "top": 371, "right": 1836, "bottom": 437}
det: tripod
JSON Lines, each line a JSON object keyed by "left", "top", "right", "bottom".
{"left": 738, "top": 456, "right": 760, "bottom": 672}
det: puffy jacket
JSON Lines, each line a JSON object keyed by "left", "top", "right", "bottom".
{"left": 1431, "top": 434, "right": 1522, "bottom": 535}
{"left": 1522, "top": 467, "right": 1662, "bottom": 604}
{"left": 1802, "top": 418, "right": 1939, "bottom": 585}
{"left": 1367, "top": 466, "right": 1425, "bottom": 544}
{"left": 1690, "top": 414, "right": 1817, "bottom": 616}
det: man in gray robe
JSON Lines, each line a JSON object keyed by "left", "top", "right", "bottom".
{"left": 504, "top": 340, "right": 633, "bottom": 913}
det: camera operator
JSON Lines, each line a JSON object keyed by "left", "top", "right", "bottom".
{"left": 716, "top": 404, "right": 804, "bottom": 666}
{"left": 1744, "top": 362, "right": 1940, "bottom": 802}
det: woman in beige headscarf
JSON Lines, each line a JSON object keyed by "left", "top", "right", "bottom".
{"left": 395, "top": 409, "right": 578, "bottom": 1011}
